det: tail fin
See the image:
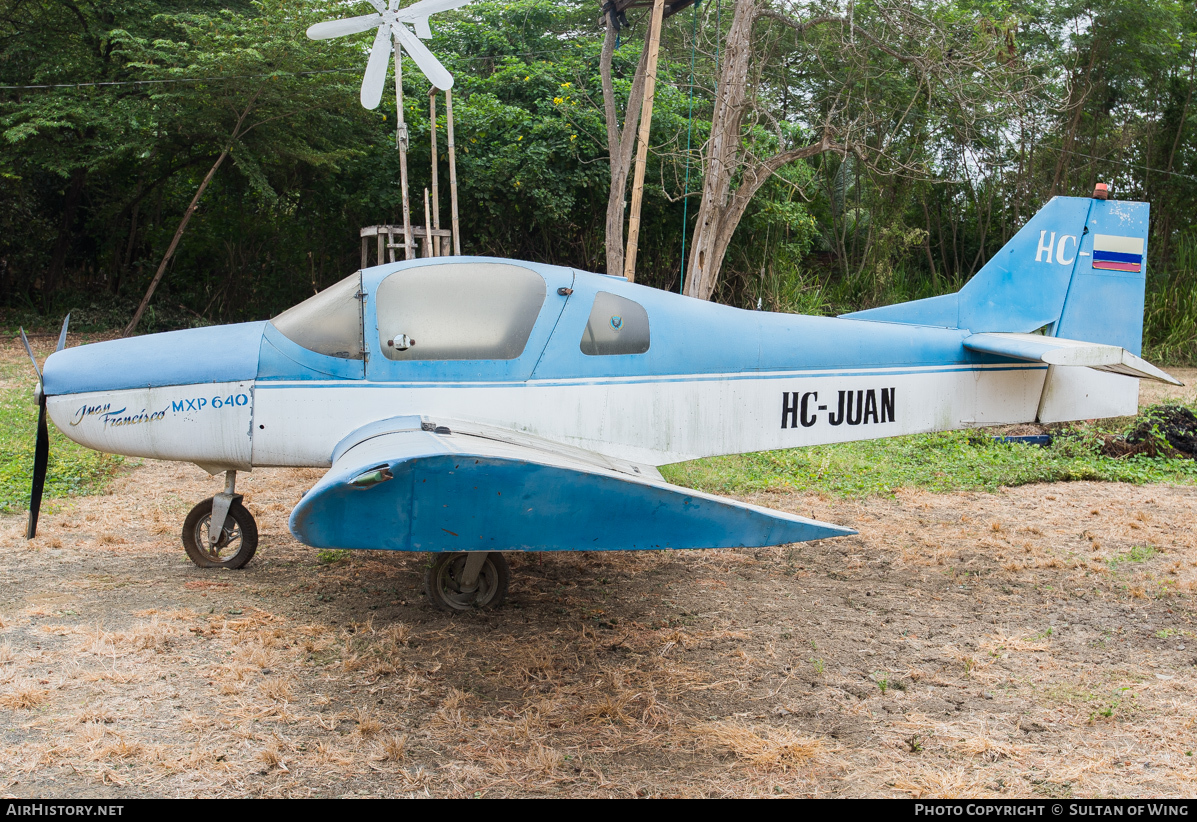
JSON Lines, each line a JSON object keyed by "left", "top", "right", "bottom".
{"left": 843, "top": 195, "right": 1149, "bottom": 355}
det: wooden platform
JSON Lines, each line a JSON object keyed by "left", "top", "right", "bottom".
{"left": 361, "top": 225, "right": 453, "bottom": 267}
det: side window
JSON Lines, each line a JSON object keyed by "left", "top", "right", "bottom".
{"left": 376, "top": 263, "right": 546, "bottom": 361}
{"left": 270, "top": 273, "right": 364, "bottom": 359}
{"left": 580, "top": 292, "right": 649, "bottom": 356}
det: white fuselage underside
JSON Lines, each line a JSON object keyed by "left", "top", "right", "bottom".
{"left": 46, "top": 363, "right": 1139, "bottom": 471}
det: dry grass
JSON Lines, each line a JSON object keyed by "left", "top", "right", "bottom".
{"left": 0, "top": 684, "right": 49, "bottom": 709}
{"left": 695, "top": 722, "right": 827, "bottom": 771}
{"left": 374, "top": 733, "right": 407, "bottom": 763}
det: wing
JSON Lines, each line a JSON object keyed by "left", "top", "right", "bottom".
{"left": 963, "top": 332, "right": 1182, "bottom": 386}
{"left": 289, "top": 416, "right": 855, "bottom": 552}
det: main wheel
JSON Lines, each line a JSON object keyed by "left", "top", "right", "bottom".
{"left": 182, "top": 497, "right": 259, "bottom": 569}
{"left": 424, "top": 552, "right": 509, "bottom": 612}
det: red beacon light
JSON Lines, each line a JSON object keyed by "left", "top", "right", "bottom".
{"left": 1093, "top": 182, "right": 1109, "bottom": 200}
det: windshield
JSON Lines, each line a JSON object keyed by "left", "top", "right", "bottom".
{"left": 270, "top": 273, "right": 364, "bottom": 359}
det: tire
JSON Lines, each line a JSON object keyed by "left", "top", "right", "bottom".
{"left": 182, "top": 497, "right": 259, "bottom": 569}
{"left": 424, "top": 552, "right": 509, "bottom": 612}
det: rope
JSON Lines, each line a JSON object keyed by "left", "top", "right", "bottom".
{"left": 679, "top": 0, "right": 701, "bottom": 294}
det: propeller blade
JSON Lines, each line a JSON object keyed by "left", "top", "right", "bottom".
{"left": 56, "top": 313, "right": 70, "bottom": 353}
{"left": 306, "top": 14, "right": 382, "bottom": 40}
{"left": 393, "top": 0, "right": 474, "bottom": 22}
{"left": 360, "top": 21, "right": 393, "bottom": 109}
{"left": 26, "top": 394, "right": 48, "bottom": 539}
{"left": 393, "top": 23, "right": 454, "bottom": 89}
{"left": 413, "top": 17, "right": 432, "bottom": 39}
{"left": 18, "top": 328, "right": 41, "bottom": 382}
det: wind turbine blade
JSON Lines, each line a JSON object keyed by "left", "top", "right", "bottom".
{"left": 307, "top": 14, "right": 382, "bottom": 40}
{"left": 393, "top": 23, "right": 454, "bottom": 89}
{"left": 56, "top": 313, "right": 70, "bottom": 352}
{"left": 393, "top": 0, "right": 474, "bottom": 21}
{"left": 360, "top": 21, "right": 393, "bottom": 109}
{"left": 366, "top": 0, "right": 386, "bottom": 11}
{"left": 413, "top": 17, "right": 432, "bottom": 39}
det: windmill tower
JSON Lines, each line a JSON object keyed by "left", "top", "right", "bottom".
{"left": 308, "top": 0, "right": 468, "bottom": 261}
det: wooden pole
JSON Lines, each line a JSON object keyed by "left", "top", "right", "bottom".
{"left": 429, "top": 88, "right": 441, "bottom": 257}
{"left": 394, "top": 34, "right": 414, "bottom": 260}
{"left": 423, "top": 188, "right": 432, "bottom": 258}
{"left": 361, "top": 236, "right": 368, "bottom": 270}
{"left": 622, "top": 0, "right": 667, "bottom": 283}
{"left": 445, "top": 89, "right": 461, "bottom": 255}
{"left": 376, "top": 231, "right": 384, "bottom": 266}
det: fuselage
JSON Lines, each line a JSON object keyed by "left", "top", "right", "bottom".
{"left": 41, "top": 256, "right": 1135, "bottom": 472}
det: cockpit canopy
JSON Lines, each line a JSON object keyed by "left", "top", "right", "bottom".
{"left": 269, "top": 262, "right": 551, "bottom": 362}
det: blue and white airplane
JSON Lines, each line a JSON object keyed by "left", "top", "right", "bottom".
{"left": 22, "top": 191, "right": 1179, "bottom": 610}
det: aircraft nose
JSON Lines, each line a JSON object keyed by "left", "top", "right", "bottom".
{"left": 42, "top": 322, "right": 268, "bottom": 396}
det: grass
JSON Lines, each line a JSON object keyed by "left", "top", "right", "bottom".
{"left": 1107, "top": 545, "right": 1162, "bottom": 570}
{"left": 0, "top": 357, "right": 123, "bottom": 514}
{"left": 662, "top": 422, "right": 1197, "bottom": 499}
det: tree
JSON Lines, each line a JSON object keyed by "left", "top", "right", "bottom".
{"left": 682, "top": 0, "right": 1029, "bottom": 301}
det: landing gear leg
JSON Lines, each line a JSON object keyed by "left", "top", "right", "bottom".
{"left": 181, "top": 470, "right": 259, "bottom": 569}
{"left": 425, "top": 552, "right": 509, "bottom": 611}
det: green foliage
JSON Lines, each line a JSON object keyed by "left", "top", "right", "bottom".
{"left": 1107, "top": 545, "right": 1161, "bottom": 569}
{"left": 662, "top": 425, "right": 1197, "bottom": 498}
{"left": 1144, "top": 233, "right": 1197, "bottom": 365}
{"left": 0, "top": 362, "right": 122, "bottom": 514}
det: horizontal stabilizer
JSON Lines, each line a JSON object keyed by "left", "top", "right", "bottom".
{"left": 963, "top": 332, "right": 1182, "bottom": 385}
{"left": 292, "top": 419, "right": 855, "bottom": 552}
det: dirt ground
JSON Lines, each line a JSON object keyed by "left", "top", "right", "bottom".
{"left": 4, "top": 337, "right": 1197, "bottom": 798}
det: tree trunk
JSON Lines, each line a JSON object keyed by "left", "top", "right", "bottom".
{"left": 599, "top": 16, "right": 652, "bottom": 276}
{"left": 683, "top": 0, "right": 757, "bottom": 300}
{"left": 122, "top": 149, "right": 230, "bottom": 336}
{"left": 42, "top": 168, "right": 87, "bottom": 310}
{"left": 681, "top": 2, "right": 856, "bottom": 300}
{"left": 123, "top": 94, "right": 259, "bottom": 336}
{"left": 1051, "top": 42, "right": 1098, "bottom": 197}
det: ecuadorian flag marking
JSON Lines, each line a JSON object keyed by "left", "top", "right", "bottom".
{"left": 1092, "top": 234, "right": 1144, "bottom": 273}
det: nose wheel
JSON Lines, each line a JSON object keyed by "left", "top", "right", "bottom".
{"left": 181, "top": 470, "right": 258, "bottom": 569}
{"left": 425, "top": 552, "right": 509, "bottom": 611}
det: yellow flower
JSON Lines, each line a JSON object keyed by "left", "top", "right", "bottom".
{"left": 570, "top": 134, "right": 577, "bottom": 141}
{"left": 524, "top": 75, "right": 529, "bottom": 80}
{"left": 553, "top": 96, "right": 563, "bottom": 104}
{"left": 561, "top": 82, "right": 571, "bottom": 88}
